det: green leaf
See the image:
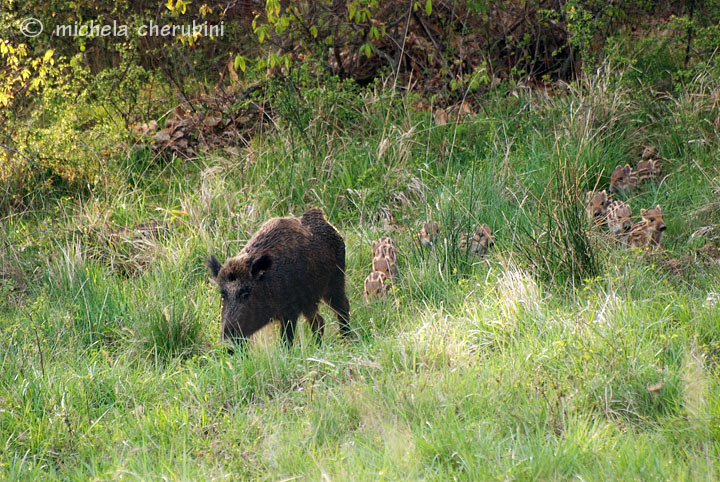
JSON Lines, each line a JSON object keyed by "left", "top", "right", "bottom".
{"left": 425, "top": 0, "right": 432, "bottom": 16}
{"left": 234, "top": 54, "right": 246, "bottom": 72}
{"left": 360, "top": 42, "right": 372, "bottom": 58}
{"left": 309, "top": 25, "right": 318, "bottom": 38}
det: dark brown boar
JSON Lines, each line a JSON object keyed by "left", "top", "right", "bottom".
{"left": 206, "top": 207, "right": 350, "bottom": 349}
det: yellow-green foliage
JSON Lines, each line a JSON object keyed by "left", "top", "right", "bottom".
{"left": 0, "top": 40, "right": 55, "bottom": 108}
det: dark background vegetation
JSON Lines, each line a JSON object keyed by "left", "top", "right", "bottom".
{"left": 2, "top": 0, "right": 720, "bottom": 212}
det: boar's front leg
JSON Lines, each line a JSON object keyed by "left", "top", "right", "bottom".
{"left": 223, "top": 324, "right": 247, "bottom": 355}
{"left": 223, "top": 334, "right": 247, "bottom": 356}
{"left": 281, "top": 318, "right": 298, "bottom": 347}
{"left": 304, "top": 306, "right": 325, "bottom": 344}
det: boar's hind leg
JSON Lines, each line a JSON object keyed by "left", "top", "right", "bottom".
{"left": 281, "top": 318, "right": 298, "bottom": 347}
{"left": 325, "top": 283, "right": 351, "bottom": 338}
{"left": 304, "top": 306, "right": 325, "bottom": 344}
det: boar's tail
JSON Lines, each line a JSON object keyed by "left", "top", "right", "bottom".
{"left": 301, "top": 207, "right": 345, "bottom": 269}
{"left": 301, "top": 207, "right": 327, "bottom": 225}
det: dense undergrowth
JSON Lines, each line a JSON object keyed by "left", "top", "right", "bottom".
{"left": 2, "top": 50, "right": 720, "bottom": 479}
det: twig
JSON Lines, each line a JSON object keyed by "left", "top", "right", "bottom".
{"left": 0, "top": 143, "right": 40, "bottom": 171}
{"left": 33, "top": 325, "right": 45, "bottom": 378}
{"left": 380, "top": 2, "right": 413, "bottom": 139}
{"left": 411, "top": 8, "right": 451, "bottom": 73}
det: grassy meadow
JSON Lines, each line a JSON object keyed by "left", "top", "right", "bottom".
{"left": 2, "top": 65, "right": 720, "bottom": 480}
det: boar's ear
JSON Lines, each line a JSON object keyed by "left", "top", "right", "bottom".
{"left": 206, "top": 255, "right": 222, "bottom": 278}
{"left": 250, "top": 254, "right": 272, "bottom": 280}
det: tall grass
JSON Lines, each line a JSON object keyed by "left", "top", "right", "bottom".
{"left": 514, "top": 153, "right": 602, "bottom": 288}
{"left": 1, "top": 59, "right": 720, "bottom": 479}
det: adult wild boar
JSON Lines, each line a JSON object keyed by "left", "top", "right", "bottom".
{"left": 206, "top": 207, "right": 350, "bottom": 349}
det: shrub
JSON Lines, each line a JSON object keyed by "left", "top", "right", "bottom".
{"left": 514, "top": 154, "right": 602, "bottom": 288}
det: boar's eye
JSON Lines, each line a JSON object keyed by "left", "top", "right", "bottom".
{"left": 220, "top": 288, "right": 228, "bottom": 300}
{"left": 236, "top": 287, "right": 250, "bottom": 301}
{"left": 650, "top": 217, "right": 655, "bottom": 222}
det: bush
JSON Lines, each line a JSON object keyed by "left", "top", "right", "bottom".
{"left": 514, "top": 155, "right": 602, "bottom": 288}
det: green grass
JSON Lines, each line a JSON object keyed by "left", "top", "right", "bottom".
{"left": 2, "top": 66, "right": 720, "bottom": 480}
